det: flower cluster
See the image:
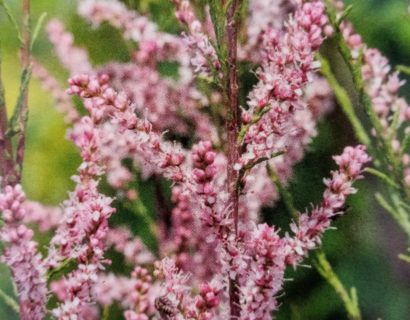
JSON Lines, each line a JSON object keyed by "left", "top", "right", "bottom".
{"left": 0, "top": 185, "right": 47, "bottom": 320}
{"left": 286, "top": 145, "right": 371, "bottom": 265}
{"left": 0, "top": 0, "right": 379, "bottom": 319}
{"left": 173, "top": 0, "right": 221, "bottom": 77}
{"left": 241, "top": 1, "right": 331, "bottom": 166}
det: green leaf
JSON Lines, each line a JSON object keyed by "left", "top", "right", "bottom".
{"left": 396, "top": 64, "right": 410, "bottom": 75}
{"left": 0, "top": 0, "right": 22, "bottom": 43}
{"left": 364, "top": 168, "right": 399, "bottom": 189}
{"left": 47, "top": 258, "right": 77, "bottom": 281}
{"left": 0, "top": 288, "right": 19, "bottom": 314}
{"left": 398, "top": 253, "right": 410, "bottom": 264}
{"left": 337, "top": 4, "right": 353, "bottom": 26}
{"left": 6, "top": 67, "right": 31, "bottom": 138}
{"left": 31, "top": 12, "right": 47, "bottom": 50}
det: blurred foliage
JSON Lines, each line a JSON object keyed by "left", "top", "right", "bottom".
{"left": 0, "top": 0, "right": 409, "bottom": 319}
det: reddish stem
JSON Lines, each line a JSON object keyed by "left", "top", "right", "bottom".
{"left": 225, "top": 0, "right": 241, "bottom": 318}
{"left": 153, "top": 175, "right": 172, "bottom": 241}
{"left": 0, "top": 67, "right": 14, "bottom": 186}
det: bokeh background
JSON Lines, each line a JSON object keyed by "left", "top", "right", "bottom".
{"left": 0, "top": 0, "right": 410, "bottom": 319}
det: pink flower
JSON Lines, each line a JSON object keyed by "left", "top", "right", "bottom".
{"left": 0, "top": 185, "right": 47, "bottom": 320}
{"left": 286, "top": 145, "right": 371, "bottom": 266}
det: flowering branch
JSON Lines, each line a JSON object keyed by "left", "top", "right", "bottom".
{"left": 0, "top": 1, "right": 385, "bottom": 318}
{"left": 0, "top": 185, "right": 47, "bottom": 320}
{"left": 268, "top": 163, "right": 363, "bottom": 320}
{"left": 321, "top": 0, "right": 410, "bottom": 242}
{"left": 14, "top": 0, "right": 31, "bottom": 180}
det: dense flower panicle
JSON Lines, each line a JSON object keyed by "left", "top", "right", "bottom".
{"left": 234, "top": 146, "right": 370, "bottom": 319}
{"left": 362, "top": 49, "right": 409, "bottom": 131}
{"left": 241, "top": 0, "right": 298, "bottom": 61}
{"left": 242, "top": 1, "right": 330, "bottom": 165}
{"left": 47, "top": 19, "right": 92, "bottom": 75}
{"left": 42, "top": 73, "right": 120, "bottom": 317}
{"left": 0, "top": 185, "right": 47, "bottom": 320}
{"left": 154, "top": 258, "right": 222, "bottom": 319}
{"left": 192, "top": 141, "right": 218, "bottom": 220}
{"left": 241, "top": 77, "right": 333, "bottom": 221}
{"left": 2, "top": 0, "right": 377, "bottom": 318}
{"left": 154, "top": 258, "right": 191, "bottom": 318}
{"left": 51, "top": 264, "right": 99, "bottom": 319}
{"left": 247, "top": 1, "right": 329, "bottom": 111}
{"left": 286, "top": 145, "right": 371, "bottom": 265}
{"left": 68, "top": 74, "right": 188, "bottom": 182}
{"left": 46, "top": 110, "right": 115, "bottom": 267}
{"left": 173, "top": 0, "right": 220, "bottom": 77}
{"left": 49, "top": 182, "right": 115, "bottom": 263}
{"left": 240, "top": 224, "right": 287, "bottom": 319}
{"left": 96, "top": 62, "right": 217, "bottom": 141}
{"left": 190, "top": 142, "right": 232, "bottom": 269}
{"left": 123, "top": 267, "right": 155, "bottom": 319}
{"left": 48, "top": 176, "right": 115, "bottom": 318}
{"left": 340, "top": 16, "right": 410, "bottom": 184}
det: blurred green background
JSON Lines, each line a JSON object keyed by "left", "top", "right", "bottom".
{"left": 0, "top": 0, "right": 410, "bottom": 319}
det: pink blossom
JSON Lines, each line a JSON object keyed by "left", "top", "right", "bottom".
{"left": 242, "top": 1, "right": 329, "bottom": 165}
{"left": 286, "top": 145, "right": 371, "bottom": 266}
{"left": 173, "top": 0, "right": 221, "bottom": 77}
{"left": 240, "top": 224, "right": 287, "bottom": 319}
{"left": 67, "top": 74, "right": 188, "bottom": 183}
{"left": 47, "top": 19, "right": 92, "bottom": 75}
{"left": 0, "top": 185, "right": 47, "bottom": 320}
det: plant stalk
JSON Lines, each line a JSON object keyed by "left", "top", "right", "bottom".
{"left": 225, "top": 0, "right": 241, "bottom": 317}
{"left": 15, "top": 0, "right": 31, "bottom": 182}
{"left": 0, "top": 50, "right": 14, "bottom": 186}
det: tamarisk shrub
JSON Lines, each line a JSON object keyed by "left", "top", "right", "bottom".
{"left": 0, "top": 0, "right": 380, "bottom": 319}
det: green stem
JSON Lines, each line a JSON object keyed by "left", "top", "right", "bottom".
{"left": 317, "top": 54, "right": 371, "bottom": 147}
{"left": 364, "top": 168, "right": 399, "bottom": 189}
{"left": 102, "top": 305, "right": 110, "bottom": 320}
{"left": 0, "top": 43, "right": 14, "bottom": 185}
{"left": 312, "top": 250, "right": 362, "bottom": 320}
{"left": 398, "top": 253, "right": 410, "bottom": 264}
{"left": 0, "top": 288, "right": 19, "bottom": 314}
{"left": 46, "top": 258, "right": 76, "bottom": 281}
{"left": 267, "top": 166, "right": 362, "bottom": 319}
{"left": 267, "top": 165, "right": 298, "bottom": 219}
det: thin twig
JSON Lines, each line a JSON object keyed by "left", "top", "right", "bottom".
{"left": 15, "top": 0, "right": 31, "bottom": 182}
{"left": 312, "top": 251, "right": 362, "bottom": 320}
{"left": 0, "top": 47, "right": 14, "bottom": 185}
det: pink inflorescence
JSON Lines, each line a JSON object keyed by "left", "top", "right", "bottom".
{"left": 0, "top": 185, "right": 47, "bottom": 320}
{"left": 286, "top": 145, "right": 371, "bottom": 266}
{"left": 242, "top": 1, "right": 330, "bottom": 167}
{"left": 174, "top": 0, "right": 221, "bottom": 77}
{"left": 2, "top": 0, "right": 377, "bottom": 319}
